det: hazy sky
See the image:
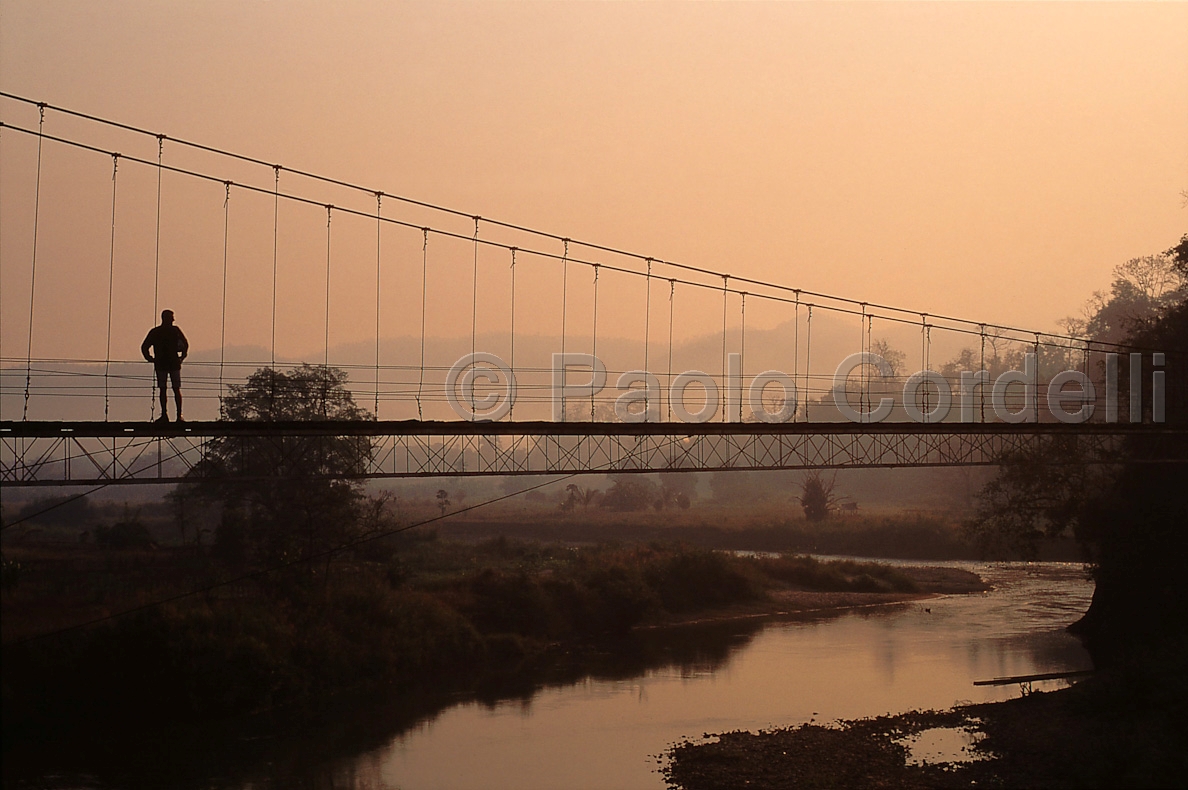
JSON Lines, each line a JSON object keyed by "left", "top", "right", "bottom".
{"left": 2, "top": 1, "right": 1186, "bottom": 367}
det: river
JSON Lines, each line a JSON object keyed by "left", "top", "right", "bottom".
{"left": 10, "top": 560, "right": 1093, "bottom": 789}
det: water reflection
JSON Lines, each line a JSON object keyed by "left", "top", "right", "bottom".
{"left": 354, "top": 562, "right": 1092, "bottom": 790}
{"left": 8, "top": 562, "right": 1093, "bottom": 790}
{"left": 897, "top": 724, "right": 991, "bottom": 766}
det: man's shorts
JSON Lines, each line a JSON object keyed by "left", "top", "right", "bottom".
{"left": 156, "top": 368, "right": 182, "bottom": 390}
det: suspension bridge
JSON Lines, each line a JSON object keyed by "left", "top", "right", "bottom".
{"left": 1, "top": 94, "right": 1183, "bottom": 486}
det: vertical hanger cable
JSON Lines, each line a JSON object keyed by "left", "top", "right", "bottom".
{"left": 591, "top": 265, "right": 600, "bottom": 421}
{"left": 739, "top": 292, "right": 747, "bottom": 421}
{"left": 471, "top": 216, "right": 480, "bottom": 414}
{"left": 417, "top": 229, "right": 428, "bottom": 419}
{"left": 104, "top": 153, "right": 121, "bottom": 420}
{"left": 270, "top": 166, "right": 280, "bottom": 367}
{"left": 374, "top": 192, "right": 383, "bottom": 416}
{"left": 804, "top": 305, "right": 813, "bottom": 422}
{"left": 720, "top": 275, "right": 729, "bottom": 422}
{"left": 218, "top": 181, "right": 232, "bottom": 404}
{"left": 324, "top": 205, "right": 333, "bottom": 370}
{"left": 509, "top": 247, "right": 517, "bottom": 419}
{"left": 150, "top": 135, "right": 164, "bottom": 419}
{"left": 644, "top": 259, "right": 652, "bottom": 421}
{"left": 23, "top": 104, "right": 46, "bottom": 421}
{"left": 667, "top": 279, "right": 675, "bottom": 422}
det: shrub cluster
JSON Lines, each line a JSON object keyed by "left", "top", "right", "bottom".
{"left": 1, "top": 540, "right": 906, "bottom": 738}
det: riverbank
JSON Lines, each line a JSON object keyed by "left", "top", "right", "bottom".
{"left": 1, "top": 539, "right": 983, "bottom": 751}
{"left": 641, "top": 564, "right": 985, "bottom": 629}
{"left": 664, "top": 666, "right": 1188, "bottom": 789}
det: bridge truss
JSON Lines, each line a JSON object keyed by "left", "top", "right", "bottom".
{"left": 2, "top": 421, "right": 1181, "bottom": 487}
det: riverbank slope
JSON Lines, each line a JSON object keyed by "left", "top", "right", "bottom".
{"left": 665, "top": 662, "right": 1187, "bottom": 789}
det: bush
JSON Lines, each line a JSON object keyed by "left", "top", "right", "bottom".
{"left": 756, "top": 554, "right": 917, "bottom": 593}
{"left": 94, "top": 520, "right": 154, "bottom": 550}
{"left": 578, "top": 564, "right": 658, "bottom": 631}
{"left": 645, "top": 547, "right": 761, "bottom": 612}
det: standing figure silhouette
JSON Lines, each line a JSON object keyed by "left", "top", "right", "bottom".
{"left": 141, "top": 309, "right": 189, "bottom": 423}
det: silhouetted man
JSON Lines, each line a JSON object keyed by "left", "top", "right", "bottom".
{"left": 142, "top": 309, "right": 189, "bottom": 423}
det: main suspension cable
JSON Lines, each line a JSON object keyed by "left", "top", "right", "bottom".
{"left": 0, "top": 93, "right": 1131, "bottom": 355}
{"left": 0, "top": 110, "right": 1159, "bottom": 362}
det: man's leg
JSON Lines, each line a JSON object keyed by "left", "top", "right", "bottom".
{"left": 170, "top": 369, "right": 183, "bottom": 420}
{"left": 156, "top": 370, "right": 169, "bottom": 419}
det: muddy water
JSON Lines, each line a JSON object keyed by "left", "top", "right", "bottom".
{"left": 316, "top": 561, "right": 1093, "bottom": 790}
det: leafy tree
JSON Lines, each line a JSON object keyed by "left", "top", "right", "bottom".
{"left": 1084, "top": 253, "right": 1186, "bottom": 346}
{"left": 564, "top": 483, "right": 600, "bottom": 511}
{"left": 600, "top": 475, "right": 658, "bottom": 512}
{"left": 94, "top": 505, "right": 154, "bottom": 550}
{"left": 178, "top": 365, "right": 377, "bottom": 571}
{"left": 1167, "top": 232, "right": 1188, "bottom": 277}
{"left": 659, "top": 473, "right": 696, "bottom": 510}
{"left": 799, "top": 470, "right": 838, "bottom": 522}
{"left": 869, "top": 338, "right": 907, "bottom": 379}
{"left": 968, "top": 241, "right": 1188, "bottom": 664}
{"left": 435, "top": 489, "right": 451, "bottom": 516}
{"left": 1072, "top": 295, "right": 1188, "bottom": 663}
{"left": 964, "top": 437, "right": 1110, "bottom": 559}
{"left": 563, "top": 400, "right": 618, "bottom": 422}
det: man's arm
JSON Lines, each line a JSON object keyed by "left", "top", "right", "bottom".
{"left": 141, "top": 330, "right": 155, "bottom": 363}
{"left": 177, "top": 328, "right": 189, "bottom": 361}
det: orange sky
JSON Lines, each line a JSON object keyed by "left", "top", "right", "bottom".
{"left": 2, "top": 1, "right": 1186, "bottom": 368}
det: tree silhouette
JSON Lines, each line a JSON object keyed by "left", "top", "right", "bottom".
{"left": 565, "top": 483, "right": 600, "bottom": 509}
{"left": 178, "top": 365, "right": 376, "bottom": 570}
{"left": 799, "top": 470, "right": 838, "bottom": 522}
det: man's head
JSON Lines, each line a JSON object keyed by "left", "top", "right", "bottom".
{"left": 161, "top": 309, "right": 174, "bottom": 325}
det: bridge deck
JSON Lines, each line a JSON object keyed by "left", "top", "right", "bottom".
{"left": 3, "top": 420, "right": 1182, "bottom": 487}
{"left": 2, "top": 420, "right": 1178, "bottom": 438}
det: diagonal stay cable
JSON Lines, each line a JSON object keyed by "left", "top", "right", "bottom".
{"left": 5, "top": 466, "right": 605, "bottom": 646}
{"left": 0, "top": 437, "right": 204, "bottom": 532}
